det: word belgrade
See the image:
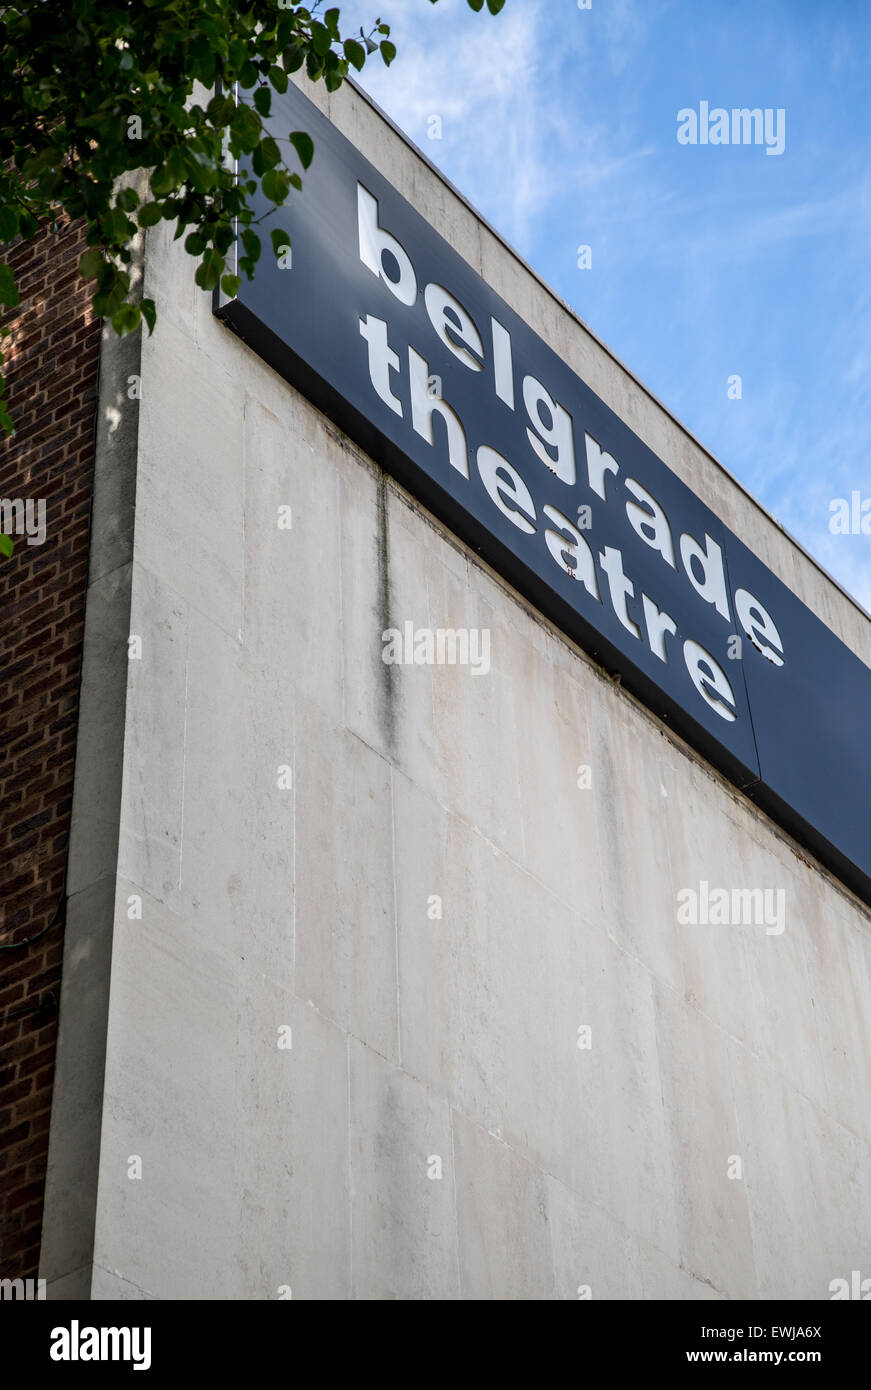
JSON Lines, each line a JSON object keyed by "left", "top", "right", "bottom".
{"left": 357, "top": 186, "right": 785, "bottom": 723}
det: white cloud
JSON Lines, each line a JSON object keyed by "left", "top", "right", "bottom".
{"left": 348, "top": 0, "right": 653, "bottom": 248}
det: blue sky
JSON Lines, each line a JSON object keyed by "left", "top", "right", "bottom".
{"left": 339, "top": 0, "right": 871, "bottom": 611}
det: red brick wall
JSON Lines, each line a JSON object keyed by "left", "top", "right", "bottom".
{"left": 0, "top": 217, "right": 101, "bottom": 1279}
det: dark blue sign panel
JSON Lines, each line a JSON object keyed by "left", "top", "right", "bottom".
{"left": 215, "top": 83, "right": 871, "bottom": 907}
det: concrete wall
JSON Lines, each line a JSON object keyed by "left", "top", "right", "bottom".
{"left": 41, "top": 78, "right": 871, "bottom": 1301}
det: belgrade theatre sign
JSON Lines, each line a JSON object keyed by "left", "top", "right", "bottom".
{"left": 216, "top": 84, "right": 871, "bottom": 907}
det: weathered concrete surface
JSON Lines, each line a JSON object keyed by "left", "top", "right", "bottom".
{"left": 39, "top": 197, "right": 146, "bottom": 1299}
{"left": 42, "top": 77, "right": 871, "bottom": 1300}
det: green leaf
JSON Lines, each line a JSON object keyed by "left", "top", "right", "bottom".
{"left": 140, "top": 298, "right": 157, "bottom": 333}
{"left": 253, "top": 85, "right": 271, "bottom": 117}
{"left": 0, "top": 533, "right": 13, "bottom": 558}
{"left": 111, "top": 302, "right": 141, "bottom": 337}
{"left": 310, "top": 21, "right": 331, "bottom": 56}
{"left": 93, "top": 265, "right": 130, "bottom": 317}
{"left": 194, "top": 247, "right": 224, "bottom": 291}
{"left": 467, "top": 0, "right": 485, "bottom": 9}
{"left": 231, "top": 102, "right": 261, "bottom": 149}
{"left": 283, "top": 43, "right": 304, "bottom": 73}
{"left": 138, "top": 202, "right": 163, "bottom": 228}
{"left": 116, "top": 187, "right": 140, "bottom": 213}
{"left": 271, "top": 228, "right": 291, "bottom": 257}
{"left": 259, "top": 136, "right": 281, "bottom": 171}
{"left": 78, "top": 248, "right": 104, "bottom": 278}
{"left": 214, "top": 223, "right": 236, "bottom": 256}
{"left": 289, "top": 130, "right": 314, "bottom": 169}
{"left": 343, "top": 39, "right": 366, "bottom": 71}
{"left": 97, "top": 261, "right": 117, "bottom": 295}
{"left": 0, "top": 206, "right": 19, "bottom": 243}
{"left": 0, "top": 264, "right": 20, "bottom": 308}
{"left": 102, "top": 206, "right": 134, "bottom": 247}
{"left": 269, "top": 64, "right": 289, "bottom": 94}
{"left": 241, "top": 228, "right": 261, "bottom": 263}
{"left": 206, "top": 93, "right": 237, "bottom": 127}
{"left": 380, "top": 40, "right": 397, "bottom": 66}
{"left": 220, "top": 273, "right": 241, "bottom": 298}
{"left": 486, "top": 0, "right": 506, "bottom": 11}
{"left": 189, "top": 35, "right": 216, "bottom": 87}
{"left": 37, "top": 168, "right": 64, "bottom": 199}
{"left": 150, "top": 165, "right": 175, "bottom": 197}
{"left": 21, "top": 148, "right": 57, "bottom": 181}
{"left": 262, "top": 168, "right": 290, "bottom": 204}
